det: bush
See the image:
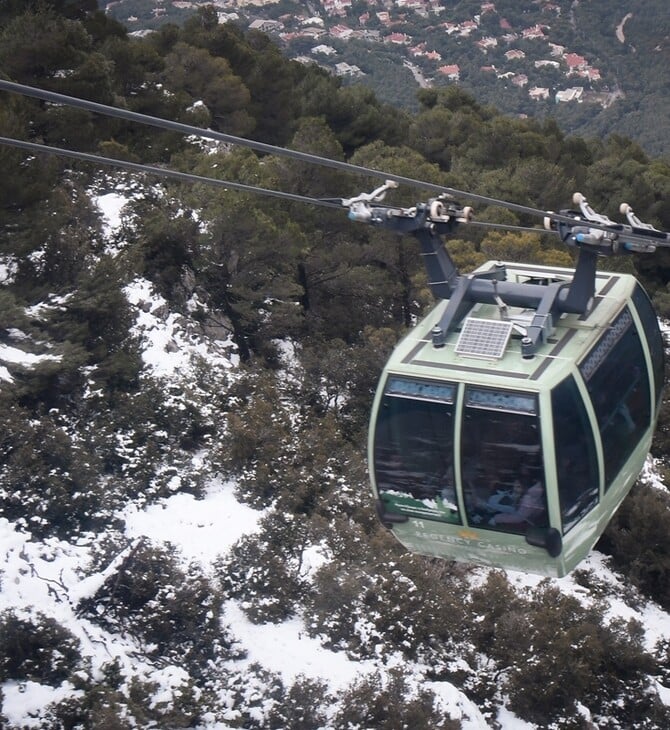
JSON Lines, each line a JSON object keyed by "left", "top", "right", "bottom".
{"left": 598, "top": 483, "right": 670, "bottom": 610}
{"left": 77, "top": 540, "right": 230, "bottom": 673}
{"left": 306, "top": 554, "right": 468, "bottom": 661}
{"left": 0, "top": 609, "right": 81, "bottom": 684}
{"left": 500, "top": 585, "right": 657, "bottom": 726}
{"left": 220, "top": 511, "right": 309, "bottom": 623}
{"left": 331, "top": 669, "right": 460, "bottom": 730}
{"left": 0, "top": 406, "right": 105, "bottom": 539}
{"left": 267, "top": 675, "right": 331, "bottom": 730}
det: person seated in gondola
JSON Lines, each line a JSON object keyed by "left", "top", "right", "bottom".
{"left": 489, "top": 466, "right": 547, "bottom": 530}
{"left": 466, "top": 474, "right": 522, "bottom": 524}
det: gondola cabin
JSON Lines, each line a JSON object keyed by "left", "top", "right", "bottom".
{"left": 370, "top": 260, "right": 664, "bottom": 577}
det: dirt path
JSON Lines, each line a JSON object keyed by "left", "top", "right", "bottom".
{"left": 616, "top": 12, "right": 633, "bottom": 43}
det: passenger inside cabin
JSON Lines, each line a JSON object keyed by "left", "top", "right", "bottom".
{"left": 489, "top": 463, "right": 547, "bottom": 530}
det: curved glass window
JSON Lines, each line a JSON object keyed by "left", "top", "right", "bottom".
{"left": 373, "top": 376, "right": 460, "bottom": 523}
{"left": 461, "top": 386, "right": 547, "bottom": 533}
{"left": 632, "top": 283, "right": 665, "bottom": 410}
{"left": 551, "top": 375, "right": 599, "bottom": 534}
{"left": 579, "top": 306, "right": 652, "bottom": 490}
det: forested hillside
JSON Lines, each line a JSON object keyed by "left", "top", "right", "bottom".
{"left": 3, "top": 2, "right": 670, "bottom": 727}
{"left": 99, "top": 0, "right": 670, "bottom": 158}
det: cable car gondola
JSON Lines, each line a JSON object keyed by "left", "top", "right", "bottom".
{"left": 351, "top": 188, "right": 666, "bottom": 577}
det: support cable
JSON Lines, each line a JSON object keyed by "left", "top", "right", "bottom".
{"left": 0, "top": 78, "right": 569, "bottom": 220}
{"left": 0, "top": 135, "right": 342, "bottom": 210}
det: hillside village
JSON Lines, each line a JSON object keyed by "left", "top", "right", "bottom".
{"left": 106, "top": 0, "right": 622, "bottom": 108}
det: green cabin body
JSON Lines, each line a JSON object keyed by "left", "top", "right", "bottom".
{"left": 369, "top": 260, "right": 664, "bottom": 577}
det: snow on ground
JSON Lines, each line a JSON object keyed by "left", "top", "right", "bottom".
{"left": 0, "top": 477, "right": 489, "bottom": 729}
{"left": 0, "top": 255, "right": 17, "bottom": 284}
{"left": 94, "top": 191, "right": 128, "bottom": 236}
{"left": 123, "top": 478, "right": 263, "bottom": 565}
{"left": 0, "top": 342, "right": 61, "bottom": 382}
{"left": 124, "top": 277, "right": 239, "bottom": 377}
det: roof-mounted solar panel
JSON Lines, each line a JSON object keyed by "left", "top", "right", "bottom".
{"left": 455, "top": 318, "right": 513, "bottom": 360}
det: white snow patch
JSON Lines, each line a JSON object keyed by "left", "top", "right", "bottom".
{"left": 0, "top": 343, "right": 60, "bottom": 367}
{"left": 124, "top": 277, "right": 238, "bottom": 377}
{"left": 222, "top": 600, "right": 376, "bottom": 691}
{"left": 2, "top": 681, "right": 82, "bottom": 729}
{"left": 0, "top": 255, "right": 18, "bottom": 284}
{"left": 123, "top": 479, "right": 264, "bottom": 564}
{"left": 94, "top": 192, "right": 127, "bottom": 235}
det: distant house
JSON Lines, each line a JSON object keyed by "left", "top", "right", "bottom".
{"left": 505, "top": 49, "right": 525, "bottom": 61}
{"left": 297, "top": 27, "right": 326, "bottom": 39}
{"left": 522, "top": 24, "right": 546, "bottom": 39}
{"left": 512, "top": 73, "right": 528, "bottom": 87}
{"left": 311, "top": 44, "right": 337, "bottom": 56}
{"left": 385, "top": 32, "right": 411, "bottom": 45}
{"left": 248, "top": 19, "right": 284, "bottom": 33}
{"left": 529, "top": 87, "right": 550, "bottom": 100}
{"left": 322, "top": 0, "right": 352, "bottom": 17}
{"left": 477, "top": 37, "right": 498, "bottom": 52}
{"left": 459, "top": 20, "right": 478, "bottom": 36}
{"left": 565, "top": 52, "right": 587, "bottom": 70}
{"left": 555, "top": 87, "right": 584, "bottom": 103}
{"left": 334, "top": 62, "right": 364, "bottom": 77}
{"left": 438, "top": 64, "right": 460, "bottom": 80}
{"left": 330, "top": 24, "right": 354, "bottom": 39}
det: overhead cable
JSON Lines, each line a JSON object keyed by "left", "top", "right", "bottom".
{"left": 0, "top": 135, "right": 342, "bottom": 209}
{"left": 0, "top": 78, "right": 558, "bottom": 219}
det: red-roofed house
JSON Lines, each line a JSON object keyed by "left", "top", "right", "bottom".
{"left": 438, "top": 64, "right": 460, "bottom": 80}
{"left": 565, "top": 52, "right": 587, "bottom": 70}
{"left": 385, "top": 32, "right": 410, "bottom": 45}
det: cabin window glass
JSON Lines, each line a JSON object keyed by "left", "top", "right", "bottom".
{"left": 373, "top": 376, "right": 460, "bottom": 524}
{"left": 461, "top": 387, "right": 548, "bottom": 533}
{"left": 579, "top": 307, "right": 652, "bottom": 490}
{"left": 632, "top": 283, "right": 665, "bottom": 410}
{"left": 551, "top": 375, "right": 599, "bottom": 534}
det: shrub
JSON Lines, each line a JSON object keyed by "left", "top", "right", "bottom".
{"left": 0, "top": 406, "right": 105, "bottom": 539}
{"left": 0, "top": 609, "right": 81, "bottom": 684}
{"left": 77, "top": 540, "right": 229, "bottom": 673}
{"left": 267, "top": 675, "right": 331, "bottom": 730}
{"left": 502, "top": 585, "right": 657, "bottom": 726}
{"left": 331, "top": 669, "right": 460, "bottom": 730}
{"left": 220, "top": 511, "right": 309, "bottom": 623}
{"left": 598, "top": 483, "right": 670, "bottom": 610}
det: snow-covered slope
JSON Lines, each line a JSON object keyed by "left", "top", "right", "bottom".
{"left": 2, "top": 191, "right": 670, "bottom": 729}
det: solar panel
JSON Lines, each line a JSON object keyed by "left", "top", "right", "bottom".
{"left": 455, "top": 318, "right": 513, "bottom": 359}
